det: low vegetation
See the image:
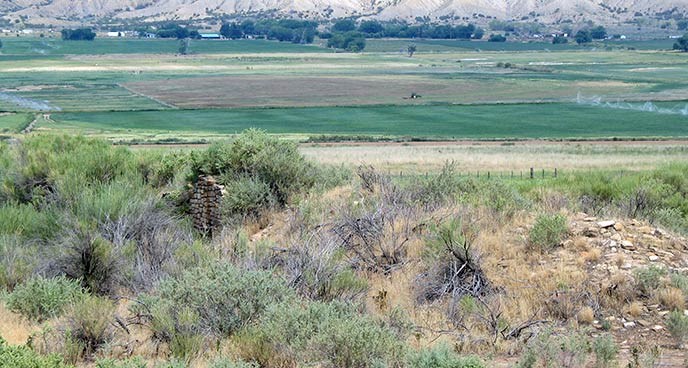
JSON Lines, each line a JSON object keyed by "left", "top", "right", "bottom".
{"left": 1, "top": 131, "right": 688, "bottom": 366}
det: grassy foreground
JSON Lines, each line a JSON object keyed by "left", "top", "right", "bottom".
{"left": 1, "top": 132, "right": 688, "bottom": 367}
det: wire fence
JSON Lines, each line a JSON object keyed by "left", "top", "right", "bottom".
{"left": 393, "top": 168, "right": 560, "bottom": 180}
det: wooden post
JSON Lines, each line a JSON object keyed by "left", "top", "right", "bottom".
{"left": 542, "top": 169, "right": 545, "bottom": 178}
{"left": 554, "top": 168, "right": 558, "bottom": 178}
{"left": 487, "top": 171, "right": 490, "bottom": 179}
{"left": 530, "top": 167, "right": 534, "bottom": 179}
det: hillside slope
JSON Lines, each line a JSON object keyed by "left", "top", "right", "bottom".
{"left": 3, "top": 0, "right": 687, "bottom": 25}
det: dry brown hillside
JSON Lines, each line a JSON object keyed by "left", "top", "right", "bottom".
{"left": 3, "top": 0, "right": 687, "bottom": 25}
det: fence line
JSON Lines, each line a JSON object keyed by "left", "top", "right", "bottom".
{"left": 393, "top": 168, "right": 561, "bottom": 180}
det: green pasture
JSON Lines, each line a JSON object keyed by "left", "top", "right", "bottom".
{"left": 0, "top": 113, "right": 32, "bottom": 133}
{"left": 46, "top": 103, "right": 688, "bottom": 141}
{"left": 0, "top": 37, "right": 328, "bottom": 55}
{"left": 364, "top": 38, "right": 677, "bottom": 53}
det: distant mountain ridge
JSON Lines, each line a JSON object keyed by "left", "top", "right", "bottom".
{"left": 2, "top": 0, "right": 687, "bottom": 25}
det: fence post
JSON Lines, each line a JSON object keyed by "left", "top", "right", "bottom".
{"left": 487, "top": 171, "right": 490, "bottom": 179}
{"left": 542, "top": 169, "right": 545, "bottom": 178}
{"left": 530, "top": 167, "right": 534, "bottom": 179}
{"left": 554, "top": 168, "right": 558, "bottom": 178}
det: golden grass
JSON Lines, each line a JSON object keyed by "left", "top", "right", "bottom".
{"left": 0, "top": 303, "right": 39, "bottom": 345}
{"left": 301, "top": 142, "right": 688, "bottom": 173}
{"left": 627, "top": 301, "right": 645, "bottom": 318}
{"left": 577, "top": 306, "right": 595, "bottom": 324}
{"left": 658, "top": 287, "right": 686, "bottom": 311}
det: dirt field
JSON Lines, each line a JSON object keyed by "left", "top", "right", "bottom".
{"left": 122, "top": 74, "right": 646, "bottom": 108}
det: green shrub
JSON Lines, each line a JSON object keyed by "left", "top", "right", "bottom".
{"left": 670, "top": 272, "right": 688, "bottom": 295}
{"left": 473, "top": 180, "right": 528, "bottom": 220}
{"left": 0, "top": 337, "right": 72, "bottom": 368}
{"left": 135, "top": 262, "right": 294, "bottom": 346}
{"left": 240, "top": 300, "right": 407, "bottom": 368}
{"left": 408, "top": 343, "right": 485, "bottom": 368}
{"left": 52, "top": 228, "right": 124, "bottom": 295}
{"left": 633, "top": 265, "right": 667, "bottom": 297}
{"left": 221, "top": 175, "right": 276, "bottom": 218}
{"left": 593, "top": 334, "right": 618, "bottom": 368}
{"left": 190, "top": 129, "right": 317, "bottom": 206}
{"left": 667, "top": 310, "right": 688, "bottom": 347}
{"left": 6, "top": 276, "right": 85, "bottom": 321}
{"left": 0, "top": 234, "right": 36, "bottom": 290}
{"left": 528, "top": 213, "right": 568, "bottom": 252}
{"left": 523, "top": 329, "right": 590, "bottom": 368}
{"left": 61, "top": 295, "right": 116, "bottom": 358}
{"left": 95, "top": 357, "right": 147, "bottom": 368}
{"left": 209, "top": 358, "right": 258, "bottom": 368}
{"left": 412, "top": 162, "right": 461, "bottom": 209}
{"left": 0, "top": 204, "right": 61, "bottom": 241}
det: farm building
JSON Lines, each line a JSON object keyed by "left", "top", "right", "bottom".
{"left": 200, "top": 33, "right": 222, "bottom": 39}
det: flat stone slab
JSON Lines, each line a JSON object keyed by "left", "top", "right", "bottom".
{"left": 597, "top": 220, "right": 616, "bottom": 228}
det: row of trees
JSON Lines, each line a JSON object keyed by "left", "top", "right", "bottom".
{"left": 336, "top": 19, "right": 485, "bottom": 40}
{"left": 220, "top": 19, "right": 317, "bottom": 44}
{"left": 61, "top": 28, "right": 96, "bottom": 41}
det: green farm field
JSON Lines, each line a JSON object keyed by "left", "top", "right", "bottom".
{"left": 45, "top": 103, "right": 688, "bottom": 141}
{"left": 1, "top": 36, "right": 688, "bottom": 144}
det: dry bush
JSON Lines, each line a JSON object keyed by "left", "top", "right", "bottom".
{"left": 577, "top": 306, "right": 595, "bottom": 325}
{"left": 658, "top": 287, "right": 686, "bottom": 311}
{"left": 31, "top": 295, "right": 118, "bottom": 363}
{"left": 600, "top": 272, "right": 636, "bottom": 312}
{"left": 44, "top": 200, "right": 193, "bottom": 296}
{"left": 581, "top": 248, "right": 601, "bottom": 263}
{"left": 414, "top": 219, "right": 490, "bottom": 305}
{"left": 99, "top": 199, "right": 194, "bottom": 292}
{"left": 270, "top": 228, "right": 368, "bottom": 302}
{"left": 626, "top": 301, "right": 644, "bottom": 318}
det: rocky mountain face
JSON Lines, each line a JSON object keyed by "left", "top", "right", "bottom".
{"left": 2, "top": 0, "right": 687, "bottom": 25}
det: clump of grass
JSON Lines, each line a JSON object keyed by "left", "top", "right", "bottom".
{"left": 667, "top": 310, "right": 688, "bottom": 348}
{"left": 658, "top": 287, "right": 685, "bottom": 311}
{"left": 577, "top": 306, "right": 595, "bottom": 325}
{"left": 528, "top": 213, "right": 568, "bottom": 252}
{"left": 593, "top": 334, "right": 618, "bottom": 368}
{"left": 6, "top": 276, "right": 86, "bottom": 322}
{"left": 633, "top": 265, "right": 666, "bottom": 298}
{"left": 408, "top": 343, "right": 485, "bottom": 368}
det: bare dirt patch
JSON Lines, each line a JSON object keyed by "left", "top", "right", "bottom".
{"left": 123, "top": 75, "right": 469, "bottom": 108}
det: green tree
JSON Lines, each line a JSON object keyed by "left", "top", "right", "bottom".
{"left": 220, "top": 22, "right": 243, "bottom": 39}
{"left": 488, "top": 34, "right": 507, "bottom": 42}
{"left": 472, "top": 27, "right": 485, "bottom": 39}
{"left": 61, "top": 28, "right": 96, "bottom": 41}
{"left": 674, "top": 34, "right": 688, "bottom": 52}
{"left": 575, "top": 30, "right": 592, "bottom": 44}
{"left": 327, "top": 31, "right": 366, "bottom": 52}
{"left": 407, "top": 43, "right": 417, "bottom": 57}
{"left": 678, "top": 20, "right": 688, "bottom": 31}
{"left": 359, "top": 20, "right": 383, "bottom": 34}
{"left": 240, "top": 20, "right": 255, "bottom": 34}
{"left": 552, "top": 35, "right": 568, "bottom": 44}
{"left": 333, "top": 19, "right": 356, "bottom": 32}
{"left": 590, "top": 26, "right": 607, "bottom": 39}
{"left": 178, "top": 38, "right": 190, "bottom": 55}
